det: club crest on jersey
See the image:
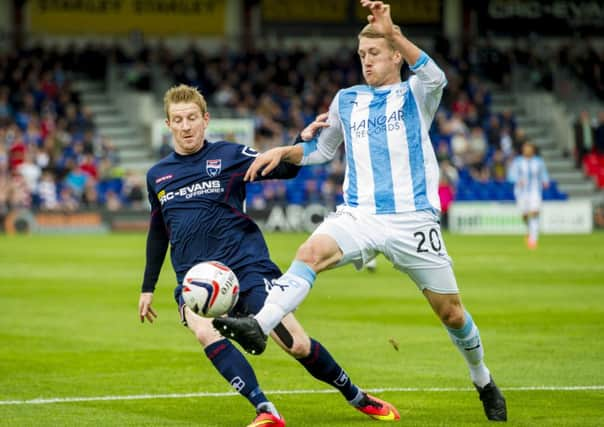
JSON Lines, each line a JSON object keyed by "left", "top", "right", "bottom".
{"left": 206, "top": 159, "right": 221, "bottom": 177}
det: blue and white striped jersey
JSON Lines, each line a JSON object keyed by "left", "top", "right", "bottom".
{"left": 301, "top": 52, "right": 447, "bottom": 214}
{"left": 507, "top": 155, "right": 550, "bottom": 198}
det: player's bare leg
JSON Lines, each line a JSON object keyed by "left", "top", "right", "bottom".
{"left": 526, "top": 211, "right": 540, "bottom": 249}
{"left": 214, "top": 234, "right": 342, "bottom": 354}
{"left": 424, "top": 291, "right": 507, "bottom": 421}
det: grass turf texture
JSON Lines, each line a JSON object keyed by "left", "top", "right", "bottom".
{"left": 1, "top": 232, "right": 603, "bottom": 426}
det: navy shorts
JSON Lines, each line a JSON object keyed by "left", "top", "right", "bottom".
{"left": 174, "top": 270, "right": 277, "bottom": 324}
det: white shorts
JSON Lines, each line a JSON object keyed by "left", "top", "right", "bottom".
{"left": 515, "top": 192, "right": 542, "bottom": 214}
{"left": 312, "top": 206, "right": 459, "bottom": 294}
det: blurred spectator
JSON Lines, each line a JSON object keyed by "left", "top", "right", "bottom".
{"left": 16, "top": 150, "right": 41, "bottom": 193}
{"left": 105, "top": 190, "right": 122, "bottom": 211}
{"left": 438, "top": 174, "right": 455, "bottom": 229}
{"left": 489, "top": 149, "right": 508, "bottom": 182}
{"left": 573, "top": 110, "right": 595, "bottom": 168}
{"left": 123, "top": 171, "right": 146, "bottom": 209}
{"left": 594, "top": 111, "right": 604, "bottom": 155}
{"left": 38, "top": 170, "right": 59, "bottom": 210}
{"left": 158, "top": 136, "right": 173, "bottom": 158}
{"left": 58, "top": 186, "right": 79, "bottom": 211}
{"left": 81, "top": 179, "right": 100, "bottom": 209}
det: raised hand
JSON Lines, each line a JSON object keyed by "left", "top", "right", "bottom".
{"left": 360, "top": 0, "right": 395, "bottom": 36}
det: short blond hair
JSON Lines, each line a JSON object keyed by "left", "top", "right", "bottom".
{"left": 163, "top": 84, "right": 207, "bottom": 119}
{"left": 358, "top": 24, "right": 402, "bottom": 52}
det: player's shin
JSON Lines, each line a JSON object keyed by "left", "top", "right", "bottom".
{"left": 204, "top": 339, "right": 278, "bottom": 415}
{"left": 446, "top": 310, "right": 491, "bottom": 387}
{"left": 528, "top": 216, "right": 539, "bottom": 243}
{"left": 255, "top": 260, "right": 315, "bottom": 334}
{"left": 297, "top": 338, "right": 362, "bottom": 403}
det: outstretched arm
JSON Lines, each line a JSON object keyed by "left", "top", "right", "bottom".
{"left": 244, "top": 113, "right": 331, "bottom": 182}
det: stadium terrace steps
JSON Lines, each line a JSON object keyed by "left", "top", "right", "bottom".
{"left": 550, "top": 170, "right": 593, "bottom": 184}
{"left": 558, "top": 181, "right": 596, "bottom": 197}
{"left": 490, "top": 89, "right": 599, "bottom": 200}
{"left": 77, "top": 79, "right": 155, "bottom": 174}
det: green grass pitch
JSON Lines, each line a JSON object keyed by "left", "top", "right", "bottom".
{"left": 1, "top": 232, "right": 603, "bottom": 426}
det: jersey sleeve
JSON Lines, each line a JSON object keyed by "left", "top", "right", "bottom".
{"left": 506, "top": 158, "right": 518, "bottom": 183}
{"left": 539, "top": 158, "right": 550, "bottom": 185}
{"left": 300, "top": 92, "right": 344, "bottom": 165}
{"left": 408, "top": 51, "right": 447, "bottom": 122}
{"left": 141, "top": 173, "right": 169, "bottom": 293}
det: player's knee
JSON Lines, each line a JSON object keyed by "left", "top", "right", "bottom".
{"left": 439, "top": 305, "right": 465, "bottom": 329}
{"left": 295, "top": 242, "right": 318, "bottom": 265}
{"left": 296, "top": 239, "right": 337, "bottom": 270}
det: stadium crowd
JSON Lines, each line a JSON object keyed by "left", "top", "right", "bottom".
{"left": 2, "top": 37, "right": 603, "bottom": 223}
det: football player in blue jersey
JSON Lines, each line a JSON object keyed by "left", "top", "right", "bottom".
{"left": 214, "top": 1, "right": 507, "bottom": 422}
{"left": 138, "top": 84, "right": 399, "bottom": 427}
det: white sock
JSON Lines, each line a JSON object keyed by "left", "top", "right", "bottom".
{"left": 447, "top": 310, "right": 491, "bottom": 387}
{"left": 528, "top": 217, "right": 539, "bottom": 242}
{"left": 255, "top": 260, "right": 315, "bottom": 334}
{"left": 257, "top": 402, "right": 279, "bottom": 417}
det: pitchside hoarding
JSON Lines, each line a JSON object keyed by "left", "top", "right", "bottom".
{"left": 449, "top": 200, "right": 593, "bottom": 234}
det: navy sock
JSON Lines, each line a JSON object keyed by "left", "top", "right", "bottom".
{"left": 297, "top": 338, "right": 360, "bottom": 401}
{"left": 205, "top": 339, "right": 268, "bottom": 408}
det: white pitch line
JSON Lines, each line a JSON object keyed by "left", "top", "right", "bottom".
{"left": 1, "top": 385, "right": 603, "bottom": 406}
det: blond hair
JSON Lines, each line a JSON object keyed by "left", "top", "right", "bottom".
{"left": 358, "top": 24, "right": 402, "bottom": 52}
{"left": 163, "top": 84, "right": 207, "bottom": 119}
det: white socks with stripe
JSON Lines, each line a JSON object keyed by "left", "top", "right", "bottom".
{"left": 255, "top": 260, "right": 316, "bottom": 335}
{"left": 447, "top": 310, "right": 491, "bottom": 388}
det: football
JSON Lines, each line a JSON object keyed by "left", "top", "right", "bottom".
{"left": 181, "top": 261, "right": 240, "bottom": 317}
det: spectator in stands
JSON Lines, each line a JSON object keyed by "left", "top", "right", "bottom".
{"left": 594, "top": 111, "right": 604, "bottom": 155}
{"left": 38, "top": 170, "right": 59, "bottom": 211}
{"left": 489, "top": 149, "right": 508, "bottom": 182}
{"left": 574, "top": 110, "right": 595, "bottom": 168}
{"left": 122, "top": 171, "right": 146, "bottom": 209}
{"left": 81, "top": 180, "right": 100, "bottom": 209}
{"left": 438, "top": 174, "right": 455, "bottom": 229}
{"left": 58, "top": 186, "right": 80, "bottom": 212}
{"left": 16, "top": 150, "right": 41, "bottom": 194}
{"left": 158, "top": 136, "right": 173, "bottom": 158}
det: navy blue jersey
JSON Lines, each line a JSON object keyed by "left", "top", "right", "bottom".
{"left": 141, "top": 140, "right": 299, "bottom": 293}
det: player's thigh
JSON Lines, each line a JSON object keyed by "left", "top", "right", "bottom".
{"left": 527, "top": 196, "right": 542, "bottom": 214}
{"left": 312, "top": 206, "right": 382, "bottom": 270}
{"left": 516, "top": 195, "right": 531, "bottom": 215}
{"left": 269, "top": 313, "right": 312, "bottom": 358}
{"left": 383, "top": 210, "right": 459, "bottom": 294}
